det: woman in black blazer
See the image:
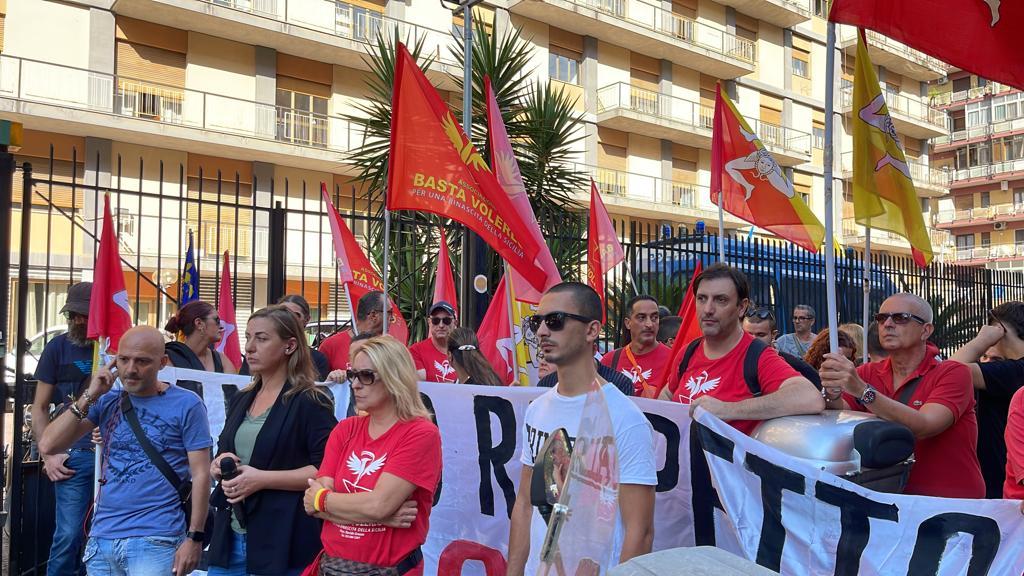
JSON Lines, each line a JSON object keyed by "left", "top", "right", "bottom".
{"left": 207, "top": 305, "right": 337, "bottom": 576}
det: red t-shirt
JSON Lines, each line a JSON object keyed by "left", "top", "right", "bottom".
{"left": 409, "top": 339, "right": 457, "bottom": 383}
{"left": 1004, "top": 387, "right": 1024, "bottom": 500}
{"left": 319, "top": 330, "right": 354, "bottom": 372}
{"left": 667, "top": 332, "right": 798, "bottom": 435}
{"left": 318, "top": 416, "right": 442, "bottom": 573}
{"left": 601, "top": 343, "right": 673, "bottom": 397}
{"left": 844, "top": 348, "right": 984, "bottom": 499}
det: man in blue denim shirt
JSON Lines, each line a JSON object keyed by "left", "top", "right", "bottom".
{"left": 40, "top": 326, "right": 212, "bottom": 576}
{"left": 30, "top": 282, "right": 95, "bottom": 576}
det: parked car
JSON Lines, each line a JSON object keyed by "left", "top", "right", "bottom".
{"left": 4, "top": 325, "right": 67, "bottom": 384}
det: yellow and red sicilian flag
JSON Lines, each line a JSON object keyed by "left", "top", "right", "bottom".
{"left": 850, "top": 32, "right": 932, "bottom": 268}
{"left": 216, "top": 250, "right": 242, "bottom": 369}
{"left": 485, "top": 76, "right": 560, "bottom": 304}
{"left": 587, "top": 180, "right": 624, "bottom": 322}
{"left": 477, "top": 275, "right": 516, "bottom": 385}
{"left": 87, "top": 194, "right": 133, "bottom": 355}
{"left": 387, "top": 43, "right": 547, "bottom": 293}
{"left": 659, "top": 261, "right": 702, "bottom": 398}
{"left": 711, "top": 84, "right": 824, "bottom": 253}
{"left": 432, "top": 227, "right": 458, "bottom": 315}
{"left": 322, "top": 184, "right": 409, "bottom": 344}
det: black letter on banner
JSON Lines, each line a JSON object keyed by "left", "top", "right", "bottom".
{"left": 645, "top": 413, "right": 679, "bottom": 492}
{"left": 420, "top": 393, "right": 443, "bottom": 506}
{"left": 814, "top": 481, "right": 899, "bottom": 576}
{"left": 474, "top": 396, "right": 517, "bottom": 518}
{"left": 691, "top": 421, "right": 733, "bottom": 546}
{"left": 907, "top": 513, "right": 999, "bottom": 576}
{"left": 222, "top": 384, "right": 239, "bottom": 415}
{"left": 744, "top": 453, "right": 805, "bottom": 572}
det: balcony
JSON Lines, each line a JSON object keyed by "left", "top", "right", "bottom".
{"left": 0, "top": 54, "right": 365, "bottom": 172}
{"left": 950, "top": 244, "right": 1024, "bottom": 266}
{"left": 713, "top": 0, "right": 811, "bottom": 28}
{"left": 842, "top": 218, "right": 952, "bottom": 256}
{"left": 930, "top": 82, "right": 1015, "bottom": 109}
{"left": 747, "top": 118, "right": 812, "bottom": 167}
{"left": 840, "top": 86, "right": 948, "bottom": 140}
{"left": 596, "top": 83, "right": 713, "bottom": 148}
{"left": 838, "top": 28, "right": 949, "bottom": 82}
{"left": 839, "top": 152, "right": 948, "bottom": 197}
{"left": 949, "top": 159, "right": 1024, "bottom": 188}
{"left": 112, "top": 0, "right": 461, "bottom": 89}
{"left": 934, "top": 204, "right": 1024, "bottom": 229}
{"left": 507, "top": 0, "right": 756, "bottom": 78}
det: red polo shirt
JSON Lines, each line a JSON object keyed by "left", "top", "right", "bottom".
{"left": 1005, "top": 387, "right": 1024, "bottom": 500}
{"left": 319, "top": 330, "right": 354, "bottom": 372}
{"left": 845, "top": 344, "right": 983, "bottom": 498}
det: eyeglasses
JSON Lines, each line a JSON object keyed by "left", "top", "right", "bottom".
{"left": 874, "top": 312, "right": 928, "bottom": 325}
{"left": 746, "top": 308, "right": 775, "bottom": 320}
{"left": 527, "top": 312, "right": 596, "bottom": 333}
{"left": 792, "top": 316, "right": 814, "bottom": 321}
{"left": 207, "top": 316, "right": 221, "bottom": 324}
{"left": 430, "top": 316, "right": 453, "bottom": 326}
{"left": 346, "top": 369, "right": 379, "bottom": 386}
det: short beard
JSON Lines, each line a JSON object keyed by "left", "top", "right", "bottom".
{"left": 66, "top": 323, "right": 89, "bottom": 347}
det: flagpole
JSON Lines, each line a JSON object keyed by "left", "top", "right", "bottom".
{"left": 344, "top": 282, "right": 359, "bottom": 336}
{"left": 717, "top": 202, "right": 727, "bottom": 263}
{"left": 823, "top": 21, "right": 840, "bottom": 353}
{"left": 382, "top": 209, "right": 391, "bottom": 337}
{"left": 92, "top": 340, "right": 102, "bottom": 498}
{"left": 502, "top": 263, "right": 520, "bottom": 384}
{"left": 862, "top": 227, "right": 871, "bottom": 363}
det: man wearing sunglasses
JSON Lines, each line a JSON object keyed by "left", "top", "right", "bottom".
{"left": 319, "top": 291, "right": 389, "bottom": 372}
{"left": 659, "top": 264, "right": 823, "bottom": 434}
{"left": 508, "top": 283, "right": 656, "bottom": 575}
{"left": 820, "top": 293, "right": 984, "bottom": 498}
{"left": 741, "top": 307, "right": 821, "bottom": 390}
{"left": 600, "top": 295, "right": 673, "bottom": 398}
{"left": 776, "top": 305, "right": 817, "bottom": 358}
{"left": 409, "top": 301, "right": 458, "bottom": 383}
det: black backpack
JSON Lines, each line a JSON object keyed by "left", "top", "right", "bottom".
{"left": 675, "top": 337, "right": 769, "bottom": 397}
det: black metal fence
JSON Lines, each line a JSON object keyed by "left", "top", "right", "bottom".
{"left": 3, "top": 146, "right": 1024, "bottom": 573}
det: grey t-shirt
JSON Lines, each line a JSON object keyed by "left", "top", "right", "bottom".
{"left": 776, "top": 332, "right": 815, "bottom": 359}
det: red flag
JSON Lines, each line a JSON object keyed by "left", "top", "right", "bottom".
{"left": 661, "top": 262, "right": 703, "bottom": 397}
{"left": 485, "top": 76, "right": 560, "bottom": 304}
{"left": 477, "top": 276, "right": 515, "bottom": 385}
{"left": 587, "top": 181, "right": 624, "bottom": 322}
{"left": 216, "top": 250, "right": 242, "bottom": 369}
{"left": 322, "top": 184, "right": 409, "bottom": 344}
{"left": 386, "top": 43, "right": 547, "bottom": 292}
{"left": 87, "top": 194, "right": 133, "bottom": 354}
{"left": 712, "top": 84, "right": 824, "bottom": 253}
{"left": 433, "top": 228, "right": 458, "bottom": 315}
{"left": 829, "top": 0, "right": 1024, "bottom": 91}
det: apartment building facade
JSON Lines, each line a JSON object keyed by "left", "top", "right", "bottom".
{"left": 1, "top": 0, "right": 953, "bottom": 335}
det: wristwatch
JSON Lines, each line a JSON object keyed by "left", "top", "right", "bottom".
{"left": 185, "top": 530, "right": 205, "bottom": 543}
{"left": 859, "top": 385, "right": 878, "bottom": 405}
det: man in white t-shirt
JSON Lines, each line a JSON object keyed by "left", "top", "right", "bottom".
{"left": 507, "top": 282, "right": 657, "bottom": 575}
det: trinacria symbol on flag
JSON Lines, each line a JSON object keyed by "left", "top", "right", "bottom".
{"left": 858, "top": 95, "right": 912, "bottom": 180}
{"left": 724, "top": 126, "right": 793, "bottom": 201}
{"left": 442, "top": 112, "right": 489, "bottom": 172}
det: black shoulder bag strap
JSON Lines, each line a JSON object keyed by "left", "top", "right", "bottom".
{"left": 676, "top": 338, "right": 704, "bottom": 381}
{"left": 896, "top": 376, "right": 925, "bottom": 406}
{"left": 611, "top": 348, "right": 623, "bottom": 372}
{"left": 119, "top": 393, "right": 191, "bottom": 503}
{"left": 742, "top": 338, "right": 769, "bottom": 398}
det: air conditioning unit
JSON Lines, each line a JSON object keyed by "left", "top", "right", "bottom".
{"left": 994, "top": 222, "right": 1007, "bottom": 231}
{"left": 937, "top": 76, "right": 949, "bottom": 85}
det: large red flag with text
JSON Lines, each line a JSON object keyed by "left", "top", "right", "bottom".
{"left": 712, "top": 84, "right": 824, "bottom": 253}
{"left": 322, "top": 184, "right": 409, "bottom": 344}
{"left": 587, "top": 181, "right": 624, "bottom": 322}
{"left": 485, "top": 76, "right": 560, "bottom": 304}
{"left": 387, "top": 43, "right": 547, "bottom": 292}
{"left": 829, "top": 0, "right": 1023, "bottom": 91}
{"left": 216, "top": 251, "right": 242, "bottom": 369}
{"left": 661, "top": 262, "right": 703, "bottom": 397}
{"left": 433, "top": 228, "right": 458, "bottom": 315}
{"left": 87, "top": 194, "right": 132, "bottom": 354}
{"left": 477, "top": 276, "right": 515, "bottom": 385}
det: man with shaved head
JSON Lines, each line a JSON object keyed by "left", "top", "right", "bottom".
{"left": 820, "top": 293, "right": 984, "bottom": 498}
{"left": 41, "top": 326, "right": 213, "bottom": 575}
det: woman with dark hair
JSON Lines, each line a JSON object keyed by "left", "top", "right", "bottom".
{"left": 803, "top": 328, "right": 857, "bottom": 371}
{"left": 446, "top": 327, "right": 505, "bottom": 386}
{"left": 165, "top": 300, "right": 236, "bottom": 396}
{"left": 207, "top": 305, "right": 337, "bottom": 576}
{"left": 239, "top": 294, "right": 331, "bottom": 380}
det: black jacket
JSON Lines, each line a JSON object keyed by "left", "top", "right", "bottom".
{"left": 165, "top": 341, "right": 224, "bottom": 398}
{"left": 207, "top": 382, "right": 338, "bottom": 573}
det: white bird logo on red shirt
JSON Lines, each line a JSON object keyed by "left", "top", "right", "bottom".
{"left": 681, "top": 371, "right": 721, "bottom": 402}
{"left": 621, "top": 367, "right": 653, "bottom": 384}
{"left": 434, "top": 360, "right": 456, "bottom": 381}
{"left": 345, "top": 450, "right": 386, "bottom": 492}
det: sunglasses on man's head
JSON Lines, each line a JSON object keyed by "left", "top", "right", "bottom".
{"left": 874, "top": 312, "right": 927, "bottom": 325}
{"left": 346, "top": 369, "right": 379, "bottom": 386}
{"left": 745, "top": 308, "right": 774, "bottom": 320}
{"left": 527, "top": 312, "right": 596, "bottom": 333}
{"left": 430, "top": 316, "right": 453, "bottom": 326}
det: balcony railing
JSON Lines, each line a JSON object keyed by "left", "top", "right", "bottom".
{"left": 747, "top": 118, "right": 812, "bottom": 157}
{"left": 930, "top": 82, "right": 1016, "bottom": 107}
{"left": 840, "top": 86, "right": 948, "bottom": 130}
{"left": 842, "top": 218, "right": 911, "bottom": 245}
{"left": 950, "top": 158, "right": 1024, "bottom": 183}
{"left": 568, "top": 163, "right": 712, "bottom": 211}
{"left": 596, "top": 82, "right": 714, "bottom": 131}
{"left": 840, "top": 28, "right": 949, "bottom": 75}
{"left": 839, "top": 152, "right": 947, "bottom": 190}
{"left": 0, "top": 54, "right": 366, "bottom": 153}
{"left": 935, "top": 204, "right": 1024, "bottom": 224}
{"left": 954, "top": 244, "right": 1024, "bottom": 262}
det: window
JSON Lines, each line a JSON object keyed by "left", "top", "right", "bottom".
{"left": 981, "top": 191, "right": 991, "bottom": 208}
{"left": 966, "top": 101, "right": 990, "bottom": 128}
{"left": 276, "top": 88, "right": 329, "bottom": 147}
{"left": 1016, "top": 229, "right": 1024, "bottom": 247}
{"left": 812, "top": 122, "right": 825, "bottom": 149}
{"left": 981, "top": 232, "right": 991, "bottom": 247}
{"left": 993, "top": 93, "right": 1023, "bottom": 123}
{"left": 792, "top": 47, "right": 810, "bottom": 79}
{"left": 920, "top": 198, "right": 930, "bottom": 213}
{"left": 117, "top": 208, "right": 136, "bottom": 238}
{"left": 956, "top": 234, "right": 975, "bottom": 250}
{"left": 813, "top": 0, "right": 828, "bottom": 17}
{"left": 1014, "top": 189, "right": 1024, "bottom": 208}
{"left": 548, "top": 46, "right": 580, "bottom": 85}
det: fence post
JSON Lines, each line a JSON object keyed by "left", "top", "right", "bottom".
{"left": 268, "top": 200, "right": 286, "bottom": 305}
{"left": 0, "top": 140, "right": 15, "bottom": 516}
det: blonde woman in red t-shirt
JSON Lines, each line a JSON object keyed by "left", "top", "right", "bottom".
{"left": 303, "top": 336, "right": 441, "bottom": 576}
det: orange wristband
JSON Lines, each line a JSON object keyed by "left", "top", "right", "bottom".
{"left": 314, "top": 488, "right": 329, "bottom": 512}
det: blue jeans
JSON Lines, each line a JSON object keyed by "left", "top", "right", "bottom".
{"left": 48, "top": 448, "right": 94, "bottom": 576}
{"left": 82, "top": 534, "right": 182, "bottom": 576}
{"left": 207, "top": 531, "right": 303, "bottom": 576}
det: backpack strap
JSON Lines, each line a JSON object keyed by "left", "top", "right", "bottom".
{"left": 610, "top": 348, "right": 623, "bottom": 372}
{"left": 676, "top": 338, "right": 704, "bottom": 381}
{"left": 896, "top": 376, "right": 925, "bottom": 406}
{"left": 742, "top": 338, "right": 769, "bottom": 398}
{"left": 119, "top": 393, "right": 189, "bottom": 502}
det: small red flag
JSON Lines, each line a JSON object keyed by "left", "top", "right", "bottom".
{"left": 216, "top": 250, "right": 242, "bottom": 369}
{"left": 322, "top": 184, "right": 409, "bottom": 344}
{"left": 587, "top": 181, "right": 624, "bottom": 322}
{"left": 432, "top": 228, "right": 458, "bottom": 315}
{"left": 485, "top": 76, "right": 560, "bottom": 304}
{"left": 386, "top": 43, "right": 547, "bottom": 292}
{"left": 477, "top": 276, "right": 515, "bottom": 385}
{"left": 87, "top": 194, "right": 133, "bottom": 355}
{"left": 662, "top": 262, "right": 703, "bottom": 398}
{"left": 829, "top": 0, "right": 1024, "bottom": 91}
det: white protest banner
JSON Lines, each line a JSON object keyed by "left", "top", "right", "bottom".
{"left": 694, "top": 408, "right": 1024, "bottom": 576}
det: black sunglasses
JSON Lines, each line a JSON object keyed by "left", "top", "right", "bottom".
{"left": 745, "top": 308, "right": 775, "bottom": 320}
{"left": 430, "top": 316, "right": 453, "bottom": 326}
{"left": 874, "top": 312, "right": 928, "bottom": 325}
{"left": 346, "top": 369, "right": 379, "bottom": 386}
{"left": 527, "top": 312, "right": 596, "bottom": 332}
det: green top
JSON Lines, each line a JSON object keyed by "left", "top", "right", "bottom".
{"left": 231, "top": 407, "right": 270, "bottom": 534}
